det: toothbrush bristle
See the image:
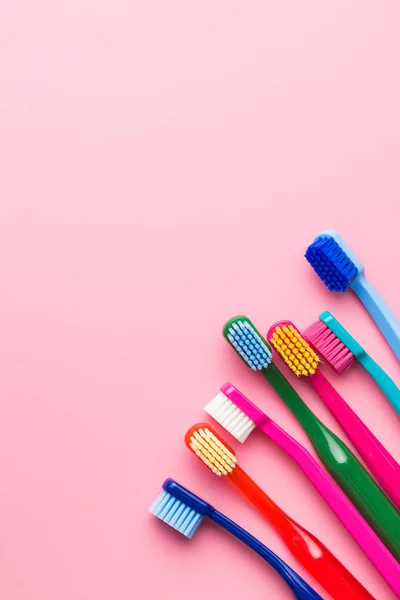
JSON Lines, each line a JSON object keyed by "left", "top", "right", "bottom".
{"left": 150, "top": 490, "right": 204, "bottom": 538}
{"left": 205, "top": 392, "right": 256, "bottom": 443}
{"left": 225, "top": 317, "right": 272, "bottom": 370}
{"left": 185, "top": 424, "right": 237, "bottom": 476}
{"left": 269, "top": 322, "right": 320, "bottom": 377}
{"left": 304, "top": 320, "right": 355, "bottom": 375}
{"left": 305, "top": 236, "right": 358, "bottom": 292}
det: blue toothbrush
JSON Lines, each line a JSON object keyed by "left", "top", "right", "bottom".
{"left": 305, "top": 229, "right": 400, "bottom": 361}
{"left": 150, "top": 478, "right": 323, "bottom": 600}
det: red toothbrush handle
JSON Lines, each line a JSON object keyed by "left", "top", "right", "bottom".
{"left": 311, "top": 370, "right": 400, "bottom": 509}
{"left": 230, "top": 467, "right": 374, "bottom": 600}
{"left": 282, "top": 521, "right": 375, "bottom": 600}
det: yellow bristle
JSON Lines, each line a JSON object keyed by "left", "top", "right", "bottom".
{"left": 270, "top": 325, "right": 320, "bottom": 377}
{"left": 190, "top": 427, "right": 237, "bottom": 477}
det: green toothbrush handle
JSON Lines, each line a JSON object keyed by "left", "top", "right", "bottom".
{"left": 263, "top": 364, "right": 400, "bottom": 561}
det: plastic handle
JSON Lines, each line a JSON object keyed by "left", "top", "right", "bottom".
{"left": 266, "top": 419, "right": 399, "bottom": 592}
{"left": 352, "top": 273, "right": 400, "bottom": 361}
{"left": 209, "top": 509, "right": 324, "bottom": 600}
{"left": 262, "top": 364, "right": 400, "bottom": 594}
{"left": 359, "top": 352, "right": 400, "bottom": 416}
{"left": 311, "top": 370, "right": 400, "bottom": 518}
{"left": 228, "top": 466, "right": 379, "bottom": 600}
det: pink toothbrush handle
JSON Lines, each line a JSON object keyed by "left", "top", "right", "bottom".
{"left": 311, "top": 370, "right": 400, "bottom": 510}
{"left": 264, "top": 420, "right": 400, "bottom": 596}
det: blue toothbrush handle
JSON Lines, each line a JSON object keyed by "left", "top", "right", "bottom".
{"left": 352, "top": 273, "right": 400, "bottom": 361}
{"left": 360, "top": 352, "right": 400, "bottom": 416}
{"left": 209, "top": 509, "right": 323, "bottom": 600}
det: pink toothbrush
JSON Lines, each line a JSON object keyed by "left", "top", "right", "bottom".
{"left": 205, "top": 383, "right": 400, "bottom": 597}
{"left": 268, "top": 320, "right": 400, "bottom": 512}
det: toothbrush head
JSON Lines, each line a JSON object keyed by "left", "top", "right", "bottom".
{"left": 223, "top": 316, "right": 273, "bottom": 371}
{"left": 304, "top": 316, "right": 356, "bottom": 375}
{"left": 185, "top": 423, "right": 237, "bottom": 476}
{"left": 205, "top": 385, "right": 258, "bottom": 443}
{"left": 304, "top": 310, "right": 359, "bottom": 374}
{"left": 150, "top": 478, "right": 210, "bottom": 538}
{"left": 268, "top": 321, "right": 320, "bottom": 377}
{"left": 305, "top": 230, "right": 364, "bottom": 292}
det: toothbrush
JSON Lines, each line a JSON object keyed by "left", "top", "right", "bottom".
{"left": 304, "top": 310, "right": 400, "bottom": 416}
{"left": 268, "top": 320, "right": 400, "bottom": 520}
{"left": 150, "top": 478, "right": 325, "bottom": 600}
{"left": 224, "top": 316, "right": 400, "bottom": 561}
{"left": 305, "top": 230, "right": 400, "bottom": 361}
{"left": 185, "top": 423, "right": 381, "bottom": 600}
{"left": 205, "top": 382, "right": 400, "bottom": 562}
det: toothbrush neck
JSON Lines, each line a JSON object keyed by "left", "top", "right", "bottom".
{"left": 262, "top": 363, "right": 315, "bottom": 424}
{"left": 351, "top": 270, "right": 367, "bottom": 290}
{"left": 228, "top": 465, "right": 292, "bottom": 536}
{"left": 310, "top": 370, "right": 340, "bottom": 410}
{"left": 266, "top": 420, "right": 303, "bottom": 457}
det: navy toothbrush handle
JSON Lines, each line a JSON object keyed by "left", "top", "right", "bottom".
{"left": 209, "top": 509, "right": 323, "bottom": 600}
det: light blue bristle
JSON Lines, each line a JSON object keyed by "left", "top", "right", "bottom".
{"left": 227, "top": 320, "right": 272, "bottom": 370}
{"left": 150, "top": 490, "right": 204, "bottom": 538}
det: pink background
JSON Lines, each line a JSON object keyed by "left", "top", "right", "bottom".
{"left": 1, "top": 1, "right": 400, "bottom": 599}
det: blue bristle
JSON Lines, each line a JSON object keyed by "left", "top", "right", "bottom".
{"left": 227, "top": 320, "right": 272, "bottom": 370}
{"left": 150, "top": 490, "right": 204, "bottom": 538}
{"left": 305, "top": 236, "right": 358, "bottom": 292}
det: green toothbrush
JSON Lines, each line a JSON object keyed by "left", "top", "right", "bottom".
{"left": 223, "top": 315, "right": 400, "bottom": 561}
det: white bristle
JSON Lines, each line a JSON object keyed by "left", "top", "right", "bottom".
{"left": 204, "top": 392, "right": 256, "bottom": 443}
{"left": 150, "top": 490, "right": 204, "bottom": 538}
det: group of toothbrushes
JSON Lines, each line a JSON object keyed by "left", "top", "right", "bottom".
{"left": 150, "top": 230, "right": 400, "bottom": 600}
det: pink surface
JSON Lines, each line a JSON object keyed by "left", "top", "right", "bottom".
{"left": 0, "top": 2, "right": 400, "bottom": 599}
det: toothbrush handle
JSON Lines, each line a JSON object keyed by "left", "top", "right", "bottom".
{"left": 359, "top": 352, "right": 400, "bottom": 416}
{"left": 209, "top": 509, "right": 324, "bottom": 600}
{"left": 266, "top": 419, "right": 400, "bottom": 593}
{"left": 311, "top": 370, "right": 400, "bottom": 513}
{"left": 264, "top": 364, "right": 400, "bottom": 571}
{"left": 352, "top": 273, "right": 400, "bottom": 361}
{"left": 229, "top": 466, "right": 377, "bottom": 600}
